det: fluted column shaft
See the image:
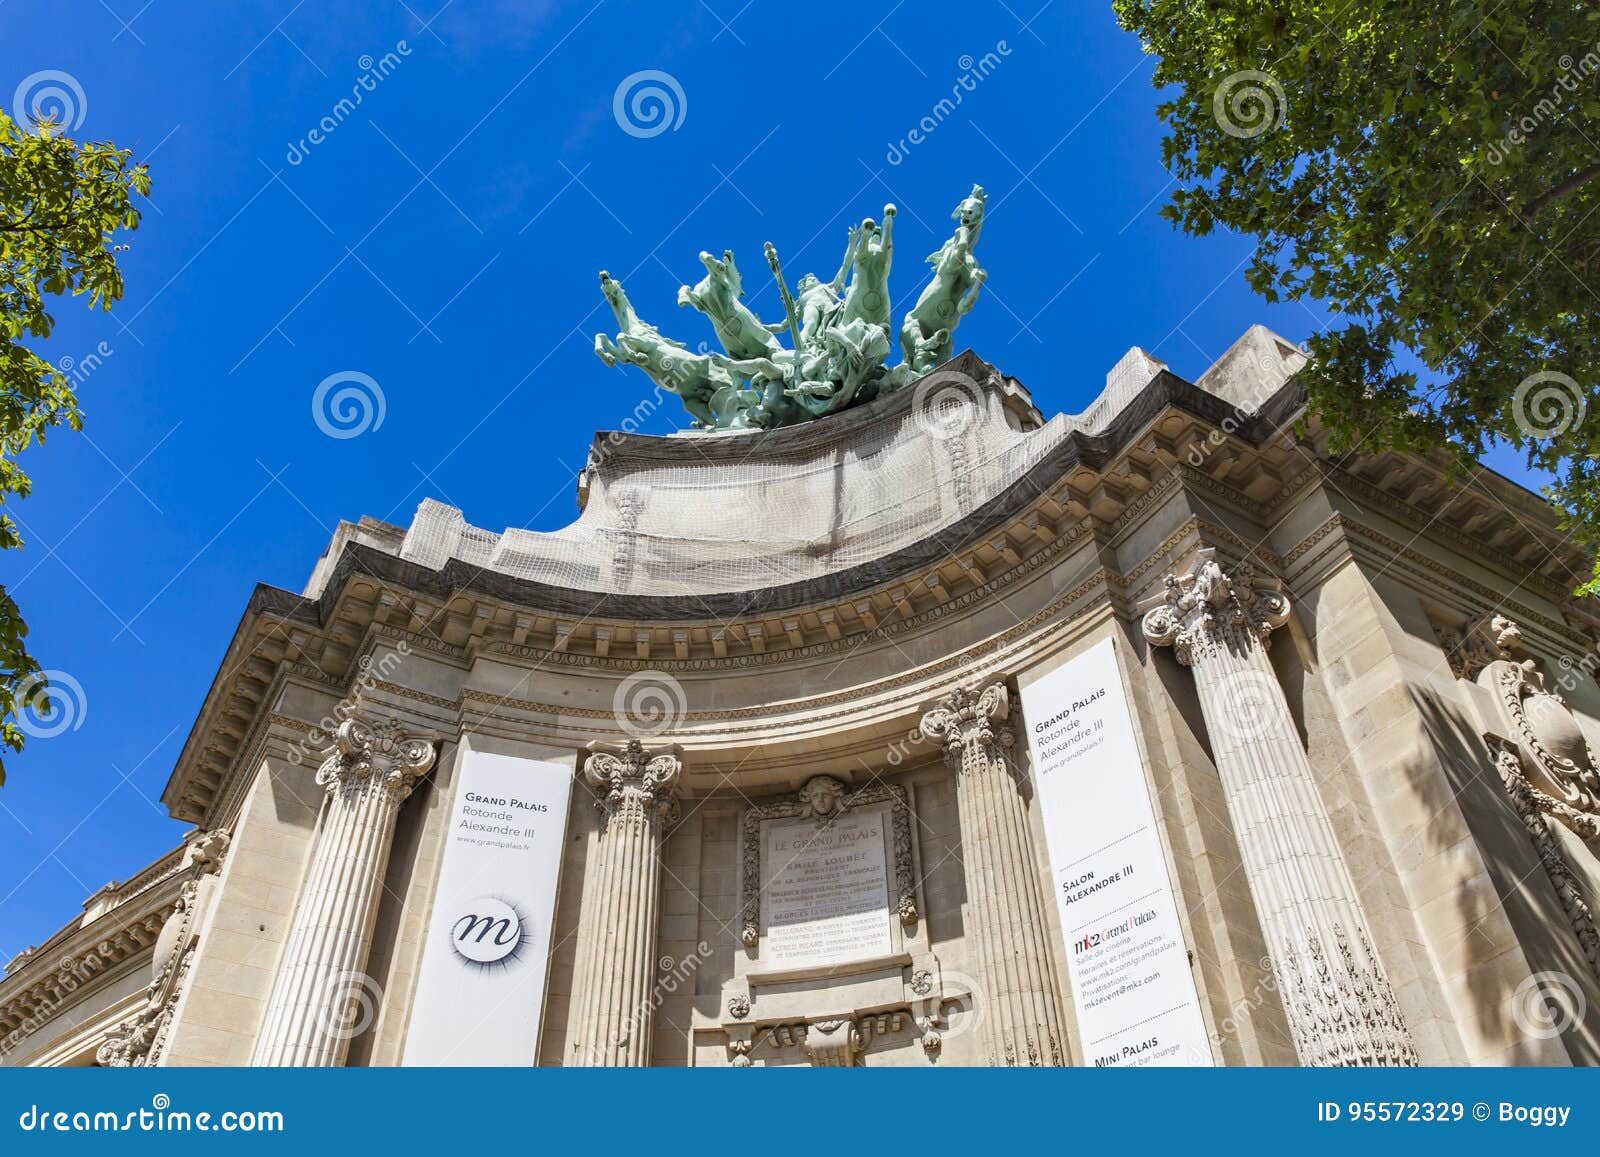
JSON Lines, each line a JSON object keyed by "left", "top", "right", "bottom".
{"left": 252, "top": 716, "right": 434, "bottom": 1067}
{"left": 922, "top": 683, "right": 1066, "bottom": 1066}
{"left": 1143, "top": 551, "right": 1416, "bottom": 1066}
{"left": 572, "top": 740, "right": 682, "bottom": 1066}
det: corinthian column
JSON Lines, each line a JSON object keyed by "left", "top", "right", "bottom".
{"left": 920, "top": 683, "right": 1066, "bottom": 1066}
{"left": 572, "top": 739, "right": 682, "bottom": 1066}
{"left": 1141, "top": 549, "right": 1417, "bottom": 1066}
{"left": 252, "top": 715, "right": 435, "bottom": 1067}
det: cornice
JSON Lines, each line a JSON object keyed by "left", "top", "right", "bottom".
{"left": 1284, "top": 512, "right": 1588, "bottom": 653}
{"left": 0, "top": 867, "right": 185, "bottom": 1043}
{"left": 163, "top": 364, "right": 1596, "bottom": 827}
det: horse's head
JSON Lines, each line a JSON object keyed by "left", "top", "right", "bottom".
{"left": 697, "top": 249, "right": 743, "bottom": 299}
{"left": 599, "top": 270, "right": 624, "bottom": 309}
{"left": 953, "top": 185, "right": 986, "bottom": 233}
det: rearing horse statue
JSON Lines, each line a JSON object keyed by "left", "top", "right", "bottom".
{"left": 677, "top": 250, "right": 783, "bottom": 361}
{"left": 900, "top": 185, "right": 987, "bottom": 373}
{"left": 838, "top": 204, "right": 895, "bottom": 333}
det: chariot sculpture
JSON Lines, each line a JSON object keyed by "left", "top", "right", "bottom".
{"left": 594, "top": 184, "right": 989, "bottom": 431}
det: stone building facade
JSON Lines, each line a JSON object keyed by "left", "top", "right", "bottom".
{"left": 5, "top": 327, "right": 1600, "bottom": 1067}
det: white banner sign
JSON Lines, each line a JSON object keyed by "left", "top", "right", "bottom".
{"left": 402, "top": 746, "right": 573, "bottom": 1066}
{"left": 1019, "top": 637, "right": 1213, "bottom": 1067}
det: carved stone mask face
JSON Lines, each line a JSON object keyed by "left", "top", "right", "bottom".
{"left": 799, "top": 776, "right": 844, "bottom": 817}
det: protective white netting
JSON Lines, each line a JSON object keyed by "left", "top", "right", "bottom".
{"left": 391, "top": 345, "right": 1204, "bottom": 598}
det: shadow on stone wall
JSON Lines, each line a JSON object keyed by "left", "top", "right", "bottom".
{"left": 1409, "top": 690, "right": 1600, "bottom": 1065}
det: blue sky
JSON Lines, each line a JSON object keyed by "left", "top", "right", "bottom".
{"left": 0, "top": 0, "right": 1424, "bottom": 955}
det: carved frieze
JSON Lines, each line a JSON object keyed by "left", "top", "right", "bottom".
{"left": 1434, "top": 612, "right": 1524, "bottom": 681}
{"left": 1279, "top": 923, "right": 1417, "bottom": 1068}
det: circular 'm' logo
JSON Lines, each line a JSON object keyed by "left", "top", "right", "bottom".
{"left": 450, "top": 897, "right": 526, "bottom": 966}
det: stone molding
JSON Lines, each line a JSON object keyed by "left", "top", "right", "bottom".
{"left": 95, "top": 830, "right": 230, "bottom": 1067}
{"left": 166, "top": 376, "right": 1596, "bottom": 834}
{"left": 0, "top": 851, "right": 194, "bottom": 1055}
{"left": 1288, "top": 513, "right": 1584, "bottom": 646}
{"left": 718, "top": 958, "right": 969, "bottom": 1067}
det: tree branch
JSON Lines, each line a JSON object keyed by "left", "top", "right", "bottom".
{"left": 1523, "top": 162, "right": 1600, "bottom": 220}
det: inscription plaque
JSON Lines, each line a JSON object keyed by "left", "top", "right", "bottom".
{"left": 761, "top": 808, "right": 891, "bottom": 967}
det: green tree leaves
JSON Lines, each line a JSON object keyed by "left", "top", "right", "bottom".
{"left": 1115, "top": 0, "right": 1599, "bottom": 590}
{"left": 0, "top": 106, "right": 147, "bottom": 783}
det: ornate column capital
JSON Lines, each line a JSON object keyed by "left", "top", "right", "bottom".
{"left": 1140, "top": 548, "right": 1290, "bottom": 665}
{"left": 314, "top": 714, "right": 437, "bottom": 801}
{"left": 583, "top": 739, "right": 683, "bottom": 823}
{"left": 919, "top": 681, "right": 1012, "bottom": 769}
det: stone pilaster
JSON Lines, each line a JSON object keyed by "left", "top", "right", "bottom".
{"left": 1141, "top": 550, "right": 1417, "bottom": 1066}
{"left": 572, "top": 739, "right": 682, "bottom": 1066}
{"left": 251, "top": 715, "right": 435, "bottom": 1067}
{"left": 920, "top": 683, "right": 1066, "bottom": 1066}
